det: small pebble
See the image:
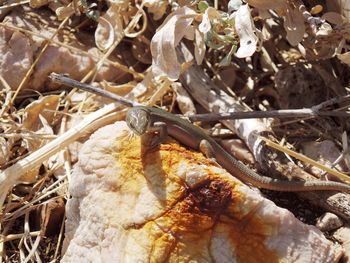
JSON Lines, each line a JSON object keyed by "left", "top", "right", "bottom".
{"left": 316, "top": 212, "right": 343, "bottom": 232}
{"left": 333, "top": 226, "right": 350, "bottom": 263}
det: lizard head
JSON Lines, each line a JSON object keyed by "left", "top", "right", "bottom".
{"left": 126, "top": 108, "right": 151, "bottom": 136}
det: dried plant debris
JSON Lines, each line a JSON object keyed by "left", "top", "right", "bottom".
{"left": 0, "top": 0, "right": 350, "bottom": 262}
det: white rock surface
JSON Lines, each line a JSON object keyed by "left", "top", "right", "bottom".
{"left": 62, "top": 122, "right": 343, "bottom": 263}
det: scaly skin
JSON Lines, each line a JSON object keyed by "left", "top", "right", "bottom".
{"left": 126, "top": 106, "right": 350, "bottom": 193}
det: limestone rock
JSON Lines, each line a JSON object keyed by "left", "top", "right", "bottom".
{"left": 62, "top": 122, "right": 343, "bottom": 263}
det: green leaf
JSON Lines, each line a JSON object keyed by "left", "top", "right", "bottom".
{"left": 198, "top": 1, "right": 209, "bottom": 12}
{"left": 219, "top": 44, "right": 237, "bottom": 67}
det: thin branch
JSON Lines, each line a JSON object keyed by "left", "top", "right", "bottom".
{"left": 188, "top": 108, "right": 350, "bottom": 122}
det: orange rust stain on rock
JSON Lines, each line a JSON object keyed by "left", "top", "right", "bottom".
{"left": 159, "top": 144, "right": 280, "bottom": 262}
{"left": 157, "top": 180, "right": 232, "bottom": 232}
{"left": 221, "top": 214, "right": 280, "bottom": 263}
{"left": 116, "top": 138, "right": 280, "bottom": 262}
{"left": 111, "top": 135, "right": 152, "bottom": 193}
{"left": 160, "top": 143, "right": 218, "bottom": 167}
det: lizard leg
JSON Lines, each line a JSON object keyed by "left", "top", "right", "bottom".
{"left": 199, "top": 140, "right": 220, "bottom": 166}
{"left": 145, "top": 121, "right": 167, "bottom": 149}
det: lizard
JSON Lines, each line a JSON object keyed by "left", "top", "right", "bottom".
{"left": 47, "top": 73, "right": 350, "bottom": 193}
{"left": 126, "top": 105, "right": 350, "bottom": 193}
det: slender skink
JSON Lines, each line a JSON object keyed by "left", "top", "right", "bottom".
{"left": 126, "top": 106, "right": 350, "bottom": 193}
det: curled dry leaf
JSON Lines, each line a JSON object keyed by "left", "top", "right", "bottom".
{"left": 95, "top": 16, "right": 115, "bottom": 51}
{"left": 22, "top": 95, "right": 60, "bottom": 153}
{"left": 55, "top": 5, "right": 75, "bottom": 20}
{"left": 95, "top": 5, "right": 124, "bottom": 51}
{"left": 143, "top": 0, "right": 168, "bottom": 20}
{"left": 198, "top": 7, "right": 221, "bottom": 34}
{"left": 22, "top": 95, "right": 60, "bottom": 132}
{"left": 151, "top": 6, "right": 196, "bottom": 80}
{"left": 234, "top": 4, "right": 258, "bottom": 58}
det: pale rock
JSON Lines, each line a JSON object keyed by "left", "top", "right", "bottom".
{"left": 316, "top": 212, "right": 343, "bottom": 232}
{"left": 62, "top": 122, "right": 343, "bottom": 263}
{"left": 333, "top": 226, "right": 350, "bottom": 263}
{"left": 0, "top": 7, "right": 122, "bottom": 92}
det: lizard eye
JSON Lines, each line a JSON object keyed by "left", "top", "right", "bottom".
{"left": 126, "top": 109, "right": 150, "bottom": 135}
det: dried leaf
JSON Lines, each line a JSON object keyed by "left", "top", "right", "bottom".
{"left": 107, "top": 0, "right": 129, "bottom": 10}
{"left": 38, "top": 113, "right": 54, "bottom": 136}
{"left": 22, "top": 95, "right": 59, "bottom": 153}
{"left": 143, "top": 0, "right": 168, "bottom": 20}
{"left": 234, "top": 4, "right": 258, "bottom": 58}
{"left": 198, "top": 7, "right": 221, "bottom": 34}
{"left": 316, "top": 22, "right": 333, "bottom": 37}
{"left": 151, "top": 6, "right": 196, "bottom": 80}
{"left": 95, "top": 16, "right": 115, "bottom": 51}
{"left": 55, "top": 5, "right": 75, "bottom": 20}
{"left": 338, "top": 51, "right": 350, "bottom": 65}
{"left": 22, "top": 95, "right": 60, "bottom": 132}
{"left": 29, "top": 0, "right": 49, "bottom": 8}
{"left": 184, "top": 25, "right": 195, "bottom": 41}
{"left": 219, "top": 45, "right": 236, "bottom": 66}
{"left": 19, "top": 167, "right": 40, "bottom": 184}
{"left": 95, "top": 5, "right": 124, "bottom": 51}
{"left": 284, "top": 7, "right": 305, "bottom": 46}
{"left": 322, "top": 12, "right": 346, "bottom": 25}
{"left": 194, "top": 29, "right": 206, "bottom": 65}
